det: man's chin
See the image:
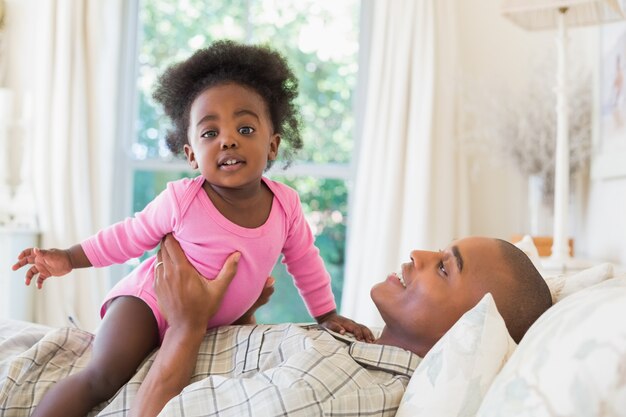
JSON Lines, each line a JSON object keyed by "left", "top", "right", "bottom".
{"left": 370, "top": 282, "right": 386, "bottom": 306}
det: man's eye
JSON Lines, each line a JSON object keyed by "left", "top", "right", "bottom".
{"left": 239, "top": 126, "right": 255, "bottom": 135}
{"left": 438, "top": 261, "right": 448, "bottom": 277}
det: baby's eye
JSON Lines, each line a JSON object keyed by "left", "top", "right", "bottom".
{"left": 238, "top": 126, "right": 255, "bottom": 135}
{"left": 201, "top": 130, "right": 218, "bottom": 138}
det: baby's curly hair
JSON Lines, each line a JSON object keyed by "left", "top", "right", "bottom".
{"left": 153, "top": 40, "right": 303, "bottom": 168}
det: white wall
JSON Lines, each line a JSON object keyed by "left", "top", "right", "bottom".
{"left": 457, "top": 0, "right": 530, "bottom": 240}
{"left": 455, "top": 0, "right": 617, "bottom": 263}
{"left": 585, "top": 178, "right": 626, "bottom": 263}
{"left": 584, "top": 25, "right": 626, "bottom": 265}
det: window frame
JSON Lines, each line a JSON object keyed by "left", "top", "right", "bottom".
{"left": 111, "top": 0, "right": 371, "bottom": 288}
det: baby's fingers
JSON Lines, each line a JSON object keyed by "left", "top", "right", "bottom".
{"left": 354, "top": 324, "right": 375, "bottom": 343}
{"left": 12, "top": 248, "right": 36, "bottom": 270}
{"left": 341, "top": 320, "right": 374, "bottom": 342}
{"left": 12, "top": 258, "right": 30, "bottom": 271}
{"left": 16, "top": 248, "right": 34, "bottom": 260}
{"left": 25, "top": 265, "right": 40, "bottom": 286}
{"left": 346, "top": 322, "right": 365, "bottom": 341}
{"left": 25, "top": 264, "right": 52, "bottom": 288}
{"left": 325, "top": 321, "right": 347, "bottom": 335}
{"left": 362, "top": 326, "right": 375, "bottom": 343}
{"left": 36, "top": 272, "right": 51, "bottom": 289}
{"left": 342, "top": 321, "right": 375, "bottom": 343}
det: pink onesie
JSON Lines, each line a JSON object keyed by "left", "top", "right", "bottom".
{"left": 82, "top": 176, "right": 336, "bottom": 341}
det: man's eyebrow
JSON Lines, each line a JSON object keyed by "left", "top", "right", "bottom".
{"left": 451, "top": 245, "right": 463, "bottom": 272}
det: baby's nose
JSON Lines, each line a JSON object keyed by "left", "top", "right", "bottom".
{"left": 220, "top": 140, "right": 237, "bottom": 149}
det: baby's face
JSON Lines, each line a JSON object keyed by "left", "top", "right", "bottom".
{"left": 371, "top": 237, "right": 509, "bottom": 356}
{"left": 184, "top": 83, "right": 280, "bottom": 189}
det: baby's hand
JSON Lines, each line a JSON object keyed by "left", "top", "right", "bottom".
{"left": 12, "top": 247, "right": 74, "bottom": 288}
{"left": 316, "top": 311, "right": 375, "bottom": 343}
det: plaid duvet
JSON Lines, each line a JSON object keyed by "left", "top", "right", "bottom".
{"left": 0, "top": 323, "right": 420, "bottom": 416}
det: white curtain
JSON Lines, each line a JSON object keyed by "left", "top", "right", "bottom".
{"left": 30, "top": 0, "right": 124, "bottom": 331}
{"left": 341, "top": 0, "right": 468, "bottom": 327}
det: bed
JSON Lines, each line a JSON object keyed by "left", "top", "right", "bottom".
{"left": 1, "top": 257, "right": 626, "bottom": 417}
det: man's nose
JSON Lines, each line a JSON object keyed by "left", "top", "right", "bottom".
{"left": 409, "top": 250, "right": 438, "bottom": 269}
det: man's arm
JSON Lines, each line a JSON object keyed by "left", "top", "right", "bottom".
{"left": 131, "top": 325, "right": 206, "bottom": 417}
{"left": 129, "top": 234, "right": 240, "bottom": 417}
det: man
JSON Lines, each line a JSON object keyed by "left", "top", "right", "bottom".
{"left": 130, "top": 234, "right": 551, "bottom": 416}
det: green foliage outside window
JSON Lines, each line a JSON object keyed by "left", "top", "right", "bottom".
{"left": 255, "top": 176, "right": 348, "bottom": 323}
{"left": 132, "top": 0, "right": 359, "bottom": 323}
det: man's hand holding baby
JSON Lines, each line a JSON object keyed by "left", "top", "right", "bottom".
{"left": 154, "top": 234, "right": 240, "bottom": 332}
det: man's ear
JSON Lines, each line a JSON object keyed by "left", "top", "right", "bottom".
{"left": 183, "top": 144, "right": 198, "bottom": 169}
{"left": 268, "top": 134, "right": 281, "bottom": 161}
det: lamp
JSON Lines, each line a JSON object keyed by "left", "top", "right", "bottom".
{"left": 502, "top": 0, "right": 626, "bottom": 271}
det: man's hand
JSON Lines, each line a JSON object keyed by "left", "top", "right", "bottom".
{"left": 154, "top": 234, "right": 240, "bottom": 332}
{"left": 315, "top": 310, "right": 375, "bottom": 343}
{"left": 131, "top": 234, "right": 240, "bottom": 417}
{"left": 233, "top": 276, "right": 275, "bottom": 325}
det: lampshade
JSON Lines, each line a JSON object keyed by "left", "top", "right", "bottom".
{"left": 502, "top": 0, "right": 626, "bottom": 30}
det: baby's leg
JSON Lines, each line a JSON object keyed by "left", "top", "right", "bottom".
{"left": 31, "top": 296, "right": 159, "bottom": 417}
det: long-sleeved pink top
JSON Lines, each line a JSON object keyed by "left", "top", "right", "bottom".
{"left": 82, "top": 176, "right": 336, "bottom": 339}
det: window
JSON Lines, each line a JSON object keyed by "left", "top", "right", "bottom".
{"left": 117, "top": 0, "right": 361, "bottom": 323}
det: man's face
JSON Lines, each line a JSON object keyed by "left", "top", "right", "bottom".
{"left": 370, "top": 237, "right": 510, "bottom": 355}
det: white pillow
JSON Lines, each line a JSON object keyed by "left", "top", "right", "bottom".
{"left": 513, "top": 235, "right": 543, "bottom": 272}
{"left": 477, "top": 276, "right": 626, "bottom": 417}
{"left": 396, "top": 293, "right": 516, "bottom": 417}
{"left": 543, "top": 262, "right": 614, "bottom": 303}
{"left": 513, "top": 235, "right": 616, "bottom": 303}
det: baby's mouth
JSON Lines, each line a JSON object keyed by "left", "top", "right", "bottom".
{"left": 220, "top": 159, "right": 243, "bottom": 167}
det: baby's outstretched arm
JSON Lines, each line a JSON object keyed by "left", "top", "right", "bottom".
{"left": 11, "top": 244, "right": 91, "bottom": 289}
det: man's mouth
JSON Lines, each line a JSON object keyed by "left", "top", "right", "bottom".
{"left": 392, "top": 271, "right": 406, "bottom": 288}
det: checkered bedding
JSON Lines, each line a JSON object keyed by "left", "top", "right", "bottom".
{"left": 0, "top": 320, "right": 420, "bottom": 416}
